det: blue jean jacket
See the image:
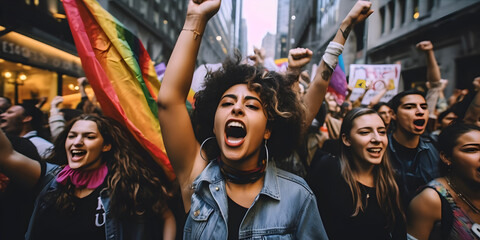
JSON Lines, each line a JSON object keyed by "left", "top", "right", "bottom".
{"left": 25, "top": 163, "right": 163, "bottom": 240}
{"left": 387, "top": 133, "right": 440, "bottom": 204}
{"left": 184, "top": 160, "right": 328, "bottom": 239}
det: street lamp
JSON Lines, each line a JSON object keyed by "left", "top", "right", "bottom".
{"left": 19, "top": 73, "right": 27, "bottom": 81}
{"left": 3, "top": 71, "right": 12, "bottom": 78}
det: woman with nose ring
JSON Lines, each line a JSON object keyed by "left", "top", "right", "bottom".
{"left": 0, "top": 114, "right": 176, "bottom": 239}
{"left": 307, "top": 108, "right": 406, "bottom": 239}
{"left": 156, "top": 0, "right": 329, "bottom": 239}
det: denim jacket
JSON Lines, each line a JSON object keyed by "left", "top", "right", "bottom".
{"left": 387, "top": 133, "right": 440, "bottom": 204}
{"left": 25, "top": 163, "right": 163, "bottom": 240}
{"left": 185, "top": 160, "right": 328, "bottom": 239}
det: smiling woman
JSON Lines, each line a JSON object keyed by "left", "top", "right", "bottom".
{"left": 307, "top": 108, "right": 406, "bottom": 240}
{"left": 64, "top": 120, "right": 111, "bottom": 171}
{"left": 0, "top": 114, "right": 176, "bottom": 240}
{"left": 407, "top": 123, "right": 480, "bottom": 240}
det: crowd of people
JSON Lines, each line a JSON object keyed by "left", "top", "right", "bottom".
{"left": 0, "top": 0, "right": 479, "bottom": 239}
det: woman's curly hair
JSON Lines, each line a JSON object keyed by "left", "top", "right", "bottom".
{"left": 45, "top": 114, "right": 173, "bottom": 218}
{"left": 191, "top": 55, "right": 306, "bottom": 161}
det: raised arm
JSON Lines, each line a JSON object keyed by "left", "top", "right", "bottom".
{"left": 303, "top": 1, "right": 373, "bottom": 125}
{"left": 368, "top": 80, "right": 393, "bottom": 108}
{"left": 287, "top": 47, "right": 313, "bottom": 76}
{"left": 248, "top": 47, "right": 266, "bottom": 68}
{"left": 464, "top": 77, "right": 480, "bottom": 125}
{"left": 156, "top": 0, "right": 221, "bottom": 210}
{"left": 417, "top": 41, "right": 442, "bottom": 118}
{"left": 49, "top": 96, "right": 66, "bottom": 140}
{"left": 352, "top": 83, "right": 372, "bottom": 108}
{"left": 78, "top": 77, "right": 89, "bottom": 99}
{"left": 416, "top": 41, "right": 440, "bottom": 84}
{"left": 0, "top": 130, "right": 41, "bottom": 189}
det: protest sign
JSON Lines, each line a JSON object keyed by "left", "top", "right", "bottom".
{"left": 348, "top": 64, "right": 401, "bottom": 105}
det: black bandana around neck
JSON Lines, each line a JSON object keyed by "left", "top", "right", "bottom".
{"left": 217, "top": 157, "right": 266, "bottom": 184}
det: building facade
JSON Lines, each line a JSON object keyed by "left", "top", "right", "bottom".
{"left": 368, "top": 0, "right": 480, "bottom": 95}
{"left": 99, "top": 0, "right": 188, "bottom": 64}
{"left": 198, "top": 0, "right": 245, "bottom": 64}
{"left": 261, "top": 32, "right": 276, "bottom": 59}
{"left": 289, "top": 0, "right": 480, "bottom": 95}
{"left": 238, "top": 18, "right": 248, "bottom": 57}
{"left": 0, "top": 0, "right": 189, "bottom": 108}
{"left": 275, "top": 0, "right": 290, "bottom": 59}
{"left": 0, "top": 0, "right": 243, "bottom": 109}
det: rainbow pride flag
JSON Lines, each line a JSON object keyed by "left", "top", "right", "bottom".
{"left": 63, "top": 0, "right": 174, "bottom": 180}
{"left": 274, "top": 58, "right": 288, "bottom": 72}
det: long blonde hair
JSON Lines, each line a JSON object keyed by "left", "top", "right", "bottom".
{"left": 339, "top": 108, "right": 404, "bottom": 229}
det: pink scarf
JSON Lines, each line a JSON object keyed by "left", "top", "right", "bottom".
{"left": 56, "top": 163, "right": 108, "bottom": 189}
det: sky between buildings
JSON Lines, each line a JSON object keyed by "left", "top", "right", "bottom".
{"left": 242, "top": 0, "right": 278, "bottom": 56}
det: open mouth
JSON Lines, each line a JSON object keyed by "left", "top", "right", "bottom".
{"left": 413, "top": 119, "right": 426, "bottom": 127}
{"left": 367, "top": 148, "right": 382, "bottom": 153}
{"left": 224, "top": 121, "right": 246, "bottom": 147}
{"left": 70, "top": 149, "right": 87, "bottom": 160}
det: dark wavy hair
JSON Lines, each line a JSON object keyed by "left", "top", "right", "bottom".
{"left": 45, "top": 114, "right": 173, "bottom": 218}
{"left": 437, "top": 122, "right": 480, "bottom": 176}
{"left": 372, "top": 102, "right": 389, "bottom": 112}
{"left": 339, "top": 108, "right": 404, "bottom": 230}
{"left": 18, "top": 103, "right": 50, "bottom": 140}
{"left": 191, "top": 56, "right": 305, "bottom": 161}
{"left": 387, "top": 89, "right": 426, "bottom": 114}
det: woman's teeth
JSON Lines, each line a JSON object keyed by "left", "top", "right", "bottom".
{"left": 367, "top": 148, "right": 381, "bottom": 153}
{"left": 71, "top": 149, "right": 86, "bottom": 157}
{"left": 228, "top": 121, "right": 244, "bottom": 128}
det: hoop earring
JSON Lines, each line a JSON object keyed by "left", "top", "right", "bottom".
{"left": 200, "top": 137, "right": 217, "bottom": 161}
{"left": 264, "top": 139, "right": 269, "bottom": 169}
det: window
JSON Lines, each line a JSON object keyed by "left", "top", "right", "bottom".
{"left": 140, "top": 0, "right": 148, "bottom": 17}
{"left": 171, "top": 9, "right": 176, "bottom": 23}
{"left": 153, "top": 11, "right": 159, "bottom": 27}
{"left": 413, "top": 0, "right": 419, "bottom": 20}
{"left": 380, "top": 6, "right": 385, "bottom": 34}
{"left": 427, "top": 0, "right": 435, "bottom": 12}
{"left": 388, "top": 1, "right": 395, "bottom": 29}
{"left": 163, "top": 0, "right": 169, "bottom": 12}
{"left": 0, "top": 59, "right": 60, "bottom": 108}
{"left": 353, "top": 21, "right": 365, "bottom": 50}
{"left": 399, "top": 0, "right": 406, "bottom": 24}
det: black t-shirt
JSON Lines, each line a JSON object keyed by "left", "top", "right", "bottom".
{"left": 33, "top": 185, "right": 106, "bottom": 240}
{"left": 391, "top": 136, "right": 417, "bottom": 170}
{"left": 306, "top": 151, "right": 406, "bottom": 240}
{"left": 227, "top": 196, "right": 248, "bottom": 240}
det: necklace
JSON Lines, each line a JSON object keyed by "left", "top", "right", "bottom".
{"left": 446, "top": 176, "right": 480, "bottom": 215}
{"left": 217, "top": 158, "right": 266, "bottom": 184}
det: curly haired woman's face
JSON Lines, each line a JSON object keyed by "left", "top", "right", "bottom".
{"left": 213, "top": 84, "right": 271, "bottom": 169}
{"left": 65, "top": 120, "right": 111, "bottom": 170}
